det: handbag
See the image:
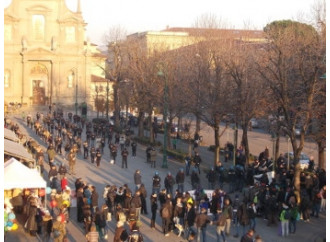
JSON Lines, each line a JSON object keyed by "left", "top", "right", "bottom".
{"left": 107, "top": 212, "right": 112, "bottom": 222}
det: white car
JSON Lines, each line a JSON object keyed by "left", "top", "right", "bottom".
{"left": 250, "top": 118, "right": 259, "bottom": 128}
{"left": 284, "top": 152, "right": 309, "bottom": 169}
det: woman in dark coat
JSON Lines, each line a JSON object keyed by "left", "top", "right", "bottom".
{"left": 25, "top": 197, "right": 38, "bottom": 236}
{"left": 139, "top": 184, "right": 148, "bottom": 215}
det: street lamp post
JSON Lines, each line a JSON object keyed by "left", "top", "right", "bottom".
{"left": 271, "top": 133, "right": 276, "bottom": 171}
{"left": 233, "top": 121, "right": 238, "bottom": 166}
{"left": 158, "top": 68, "right": 168, "bottom": 169}
{"left": 75, "top": 80, "right": 78, "bottom": 115}
{"left": 106, "top": 79, "right": 110, "bottom": 121}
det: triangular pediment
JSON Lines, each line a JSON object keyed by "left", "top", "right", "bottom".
{"left": 24, "top": 47, "right": 55, "bottom": 56}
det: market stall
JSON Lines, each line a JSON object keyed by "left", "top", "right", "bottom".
{"left": 4, "top": 139, "right": 35, "bottom": 167}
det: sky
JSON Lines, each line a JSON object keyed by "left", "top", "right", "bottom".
{"left": 3, "top": 0, "right": 318, "bottom": 46}
{"left": 66, "top": 0, "right": 317, "bottom": 47}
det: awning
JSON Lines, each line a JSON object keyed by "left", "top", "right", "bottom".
{"left": 4, "top": 158, "right": 46, "bottom": 190}
{"left": 4, "top": 138, "right": 34, "bottom": 163}
{"left": 4, "top": 128, "right": 20, "bottom": 143}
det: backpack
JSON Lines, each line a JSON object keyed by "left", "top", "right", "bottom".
{"left": 284, "top": 209, "right": 291, "bottom": 220}
{"left": 161, "top": 206, "right": 169, "bottom": 218}
{"left": 120, "top": 229, "right": 129, "bottom": 241}
{"left": 53, "top": 228, "right": 61, "bottom": 238}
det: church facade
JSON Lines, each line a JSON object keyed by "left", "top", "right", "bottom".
{"left": 4, "top": 0, "right": 106, "bottom": 108}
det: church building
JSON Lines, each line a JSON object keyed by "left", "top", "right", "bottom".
{"left": 4, "top": 0, "right": 106, "bottom": 108}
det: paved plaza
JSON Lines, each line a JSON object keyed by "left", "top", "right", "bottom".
{"left": 4, "top": 107, "right": 326, "bottom": 242}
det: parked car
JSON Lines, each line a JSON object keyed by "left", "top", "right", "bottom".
{"left": 284, "top": 152, "right": 309, "bottom": 169}
{"left": 250, "top": 118, "right": 259, "bottom": 128}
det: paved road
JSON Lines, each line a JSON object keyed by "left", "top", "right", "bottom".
{"left": 5, "top": 107, "right": 326, "bottom": 242}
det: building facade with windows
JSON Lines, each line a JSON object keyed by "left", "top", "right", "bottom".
{"left": 4, "top": 0, "right": 106, "bottom": 108}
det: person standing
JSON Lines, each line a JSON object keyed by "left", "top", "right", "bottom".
{"left": 111, "top": 144, "right": 118, "bottom": 164}
{"left": 85, "top": 225, "right": 99, "bottom": 242}
{"left": 90, "top": 147, "right": 96, "bottom": 164}
{"left": 206, "top": 167, "right": 217, "bottom": 190}
{"left": 67, "top": 149, "right": 76, "bottom": 175}
{"left": 83, "top": 140, "right": 89, "bottom": 159}
{"left": 150, "top": 147, "right": 157, "bottom": 168}
{"left": 150, "top": 193, "right": 158, "bottom": 229}
{"left": 52, "top": 215, "right": 66, "bottom": 242}
{"left": 91, "top": 186, "right": 99, "bottom": 214}
{"left": 95, "top": 149, "right": 102, "bottom": 167}
{"left": 184, "top": 201, "right": 196, "bottom": 239}
{"left": 161, "top": 198, "right": 173, "bottom": 237}
{"left": 279, "top": 203, "right": 290, "bottom": 237}
{"left": 195, "top": 207, "right": 211, "bottom": 242}
{"left": 121, "top": 147, "right": 129, "bottom": 168}
{"left": 164, "top": 172, "right": 175, "bottom": 196}
{"left": 222, "top": 198, "right": 233, "bottom": 237}
{"left": 134, "top": 170, "right": 142, "bottom": 191}
{"left": 152, "top": 171, "right": 161, "bottom": 195}
{"left": 193, "top": 153, "right": 202, "bottom": 174}
{"left": 235, "top": 202, "right": 250, "bottom": 238}
{"left": 131, "top": 141, "right": 137, "bottom": 157}
{"left": 113, "top": 221, "right": 128, "bottom": 242}
{"left": 139, "top": 184, "right": 148, "bottom": 215}
{"left": 176, "top": 168, "right": 185, "bottom": 194}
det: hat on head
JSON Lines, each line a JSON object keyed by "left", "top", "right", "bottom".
{"left": 152, "top": 193, "right": 157, "bottom": 198}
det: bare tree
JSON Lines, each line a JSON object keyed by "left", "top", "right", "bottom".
{"left": 104, "top": 26, "right": 128, "bottom": 129}
{"left": 259, "top": 20, "right": 325, "bottom": 200}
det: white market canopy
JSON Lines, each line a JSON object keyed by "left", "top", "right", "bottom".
{"left": 4, "top": 158, "right": 46, "bottom": 190}
{"left": 4, "top": 128, "right": 19, "bottom": 143}
{"left": 4, "top": 138, "right": 34, "bottom": 163}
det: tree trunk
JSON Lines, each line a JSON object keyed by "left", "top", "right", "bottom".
{"left": 113, "top": 83, "right": 120, "bottom": 128}
{"left": 214, "top": 125, "right": 220, "bottom": 166}
{"left": 195, "top": 115, "right": 201, "bottom": 134}
{"left": 148, "top": 110, "right": 154, "bottom": 143}
{"left": 241, "top": 125, "right": 249, "bottom": 166}
{"left": 318, "top": 141, "right": 326, "bottom": 170}
{"left": 138, "top": 111, "right": 144, "bottom": 137}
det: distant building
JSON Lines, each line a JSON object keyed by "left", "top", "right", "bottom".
{"left": 4, "top": 0, "right": 106, "bottom": 108}
{"left": 127, "top": 27, "right": 266, "bottom": 55}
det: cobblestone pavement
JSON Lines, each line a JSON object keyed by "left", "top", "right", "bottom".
{"left": 4, "top": 107, "right": 326, "bottom": 242}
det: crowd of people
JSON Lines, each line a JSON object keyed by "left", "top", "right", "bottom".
{"left": 4, "top": 107, "right": 326, "bottom": 242}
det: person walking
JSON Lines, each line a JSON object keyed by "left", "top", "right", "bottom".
{"left": 110, "top": 144, "right": 118, "bottom": 164}
{"left": 90, "top": 147, "right": 96, "bottom": 164}
{"left": 195, "top": 207, "right": 211, "bottom": 242}
{"left": 215, "top": 208, "right": 227, "bottom": 242}
{"left": 222, "top": 197, "right": 233, "bottom": 237}
{"left": 121, "top": 147, "right": 129, "bottom": 168}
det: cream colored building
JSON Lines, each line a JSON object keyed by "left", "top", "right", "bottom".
{"left": 4, "top": 0, "right": 106, "bottom": 108}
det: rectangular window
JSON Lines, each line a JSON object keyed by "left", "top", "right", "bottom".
{"left": 66, "top": 26, "right": 76, "bottom": 43}
{"left": 4, "top": 24, "right": 12, "bottom": 41}
{"left": 32, "top": 15, "right": 45, "bottom": 40}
